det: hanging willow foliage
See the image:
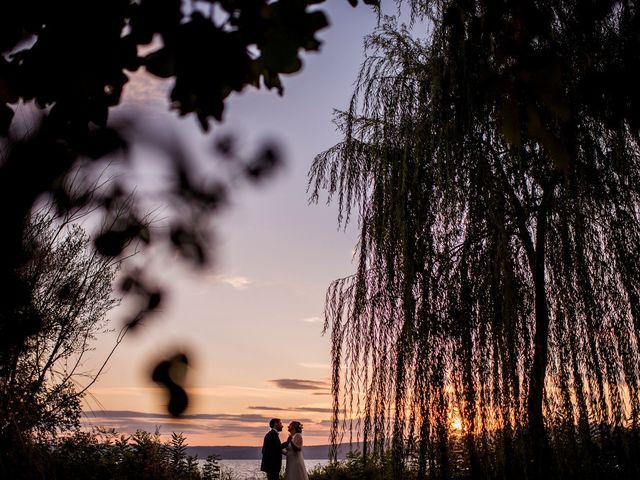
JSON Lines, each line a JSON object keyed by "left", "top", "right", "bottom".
{"left": 309, "top": 2, "right": 640, "bottom": 479}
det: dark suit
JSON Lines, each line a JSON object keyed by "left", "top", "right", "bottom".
{"left": 260, "top": 429, "right": 288, "bottom": 480}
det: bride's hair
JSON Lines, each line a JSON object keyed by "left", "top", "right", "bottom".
{"left": 290, "top": 421, "right": 303, "bottom": 433}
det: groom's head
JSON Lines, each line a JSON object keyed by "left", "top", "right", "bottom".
{"left": 269, "top": 418, "right": 283, "bottom": 431}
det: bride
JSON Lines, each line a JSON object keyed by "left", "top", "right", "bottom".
{"left": 284, "top": 421, "right": 309, "bottom": 480}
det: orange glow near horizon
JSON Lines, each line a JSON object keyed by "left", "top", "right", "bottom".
{"left": 81, "top": 383, "right": 335, "bottom": 446}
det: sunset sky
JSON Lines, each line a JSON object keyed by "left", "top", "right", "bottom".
{"left": 80, "top": 3, "right": 386, "bottom": 447}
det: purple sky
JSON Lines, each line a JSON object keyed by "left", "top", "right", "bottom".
{"left": 81, "top": 2, "right": 382, "bottom": 446}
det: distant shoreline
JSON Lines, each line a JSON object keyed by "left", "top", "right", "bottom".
{"left": 187, "top": 443, "right": 361, "bottom": 460}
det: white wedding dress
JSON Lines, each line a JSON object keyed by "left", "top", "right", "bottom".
{"left": 285, "top": 433, "right": 309, "bottom": 480}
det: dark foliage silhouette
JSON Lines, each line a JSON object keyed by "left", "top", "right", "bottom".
{"left": 0, "top": 209, "right": 118, "bottom": 437}
{"left": 152, "top": 353, "right": 190, "bottom": 417}
{"left": 4, "top": 428, "right": 221, "bottom": 480}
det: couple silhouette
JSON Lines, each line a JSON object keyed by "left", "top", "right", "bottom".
{"left": 260, "top": 418, "right": 308, "bottom": 480}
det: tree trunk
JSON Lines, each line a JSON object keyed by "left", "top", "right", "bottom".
{"left": 526, "top": 177, "right": 558, "bottom": 479}
{"left": 527, "top": 253, "right": 551, "bottom": 479}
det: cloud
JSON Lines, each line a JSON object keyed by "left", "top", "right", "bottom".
{"left": 82, "top": 410, "right": 283, "bottom": 438}
{"left": 268, "top": 379, "right": 330, "bottom": 391}
{"left": 85, "top": 410, "right": 164, "bottom": 419}
{"left": 81, "top": 409, "right": 332, "bottom": 444}
{"left": 119, "top": 70, "right": 170, "bottom": 112}
{"left": 317, "top": 417, "right": 364, "bottom": 428}
{"left": 84, "top": 418, "right": 267, "bottom": 437}
{"left": 83, "top": 410, "right": 271, "bottom": 423}
{"left": 247, "top": 406, "right": 333, "bottom": 414}
{"left": 247, "top": 405, "right": 287, "bottom": 411}
{"left": 299, "top": 362, "right": 330, "bottom": 370}
{"left": 300, "top": 316, "right": 323, "bottom": 324}
{"left": 208, "top": 274, "right": 253, "bottom": 290}
{"left": 296, "top": 407, "right": 332, "bottom": 413}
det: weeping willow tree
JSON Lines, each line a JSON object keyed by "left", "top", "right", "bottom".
{"left": 309, "top": 2, "right": 640, "bottom": 479}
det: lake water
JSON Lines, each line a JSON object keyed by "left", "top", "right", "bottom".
{"left": 199, "top": 459, "right": 330, "bottom": 479}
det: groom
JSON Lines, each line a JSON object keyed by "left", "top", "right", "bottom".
{"left": 261, "top": 418, "right": 289, "bottom": 480}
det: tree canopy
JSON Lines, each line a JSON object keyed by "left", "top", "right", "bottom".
{"left": 1, "top": 204, "right": 123, "bottom": 440}
{"left": 310, "top": 2, "right": 640, "bottom": 479}
{"left": 0, "top": 0, "right": 331, "bottom": 132}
